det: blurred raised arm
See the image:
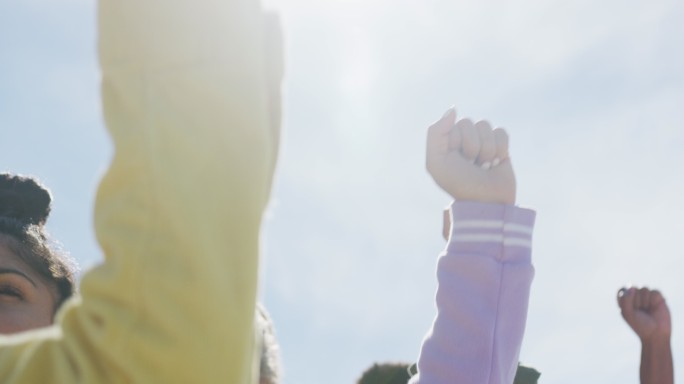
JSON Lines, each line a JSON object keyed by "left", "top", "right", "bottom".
{"left": 0, "top": 1, "right": 281, "bottom": 382}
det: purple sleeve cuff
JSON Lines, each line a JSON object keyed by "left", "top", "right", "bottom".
{"left": 447, "top": 201, "right": 536, "bottom": 264}
{"left": 450, "top": 201, "right": 536, "bottom": 226}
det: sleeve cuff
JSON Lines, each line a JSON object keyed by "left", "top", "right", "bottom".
{"left": 447, "top": 201, "right": 536, "bottom": 262}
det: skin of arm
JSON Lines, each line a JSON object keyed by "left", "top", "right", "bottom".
{"left": 410, "top": 108, "right": 535, "bottom": 384}
{"left": 0, "top": 0, "right": 281, "bottom": 382}
{"left": 618, "top": 287, "right": 674, "bottom": 384}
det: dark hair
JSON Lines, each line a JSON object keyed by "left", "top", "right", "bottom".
{"left": 357, "top": 362, "right": 412, "bottom": 384}
{"left": 0, "top": 173, "right": 77, "bottom": 312}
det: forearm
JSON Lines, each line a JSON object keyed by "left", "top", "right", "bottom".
{"left": 88, "top": 0, "right": 274, "bottom": 381}
{"left": 411, "top": 201, "right": 535, "bottom": 384}
{"left": 641, "top": 337, "right": 673, "bottom": 384}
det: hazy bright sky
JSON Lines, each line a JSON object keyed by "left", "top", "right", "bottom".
{"left": 1, "top": 0, "right": 683, "bottom": 383}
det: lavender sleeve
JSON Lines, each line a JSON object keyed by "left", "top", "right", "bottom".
{"left": 410, "top": 201, "right": 536, "bottom": 384}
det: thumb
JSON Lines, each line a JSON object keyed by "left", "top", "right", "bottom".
{"left": 618, "top": 287, "right": 636, "bottom": 323}
{"left": 426, "top": 107, "right": 456, "bottom": 166}
{"left": 432, "top": 107, "right": 456, "bottom": 132}
{"left": 427, "top": 107, "right": 456, "bottom": 148}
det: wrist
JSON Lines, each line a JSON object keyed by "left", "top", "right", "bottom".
{"left": 641, "top": 333, "right": 670, "bottom": 347}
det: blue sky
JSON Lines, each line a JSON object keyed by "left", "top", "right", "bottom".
{"left": 2, "top": 0, "right": 683, "bottom": 383}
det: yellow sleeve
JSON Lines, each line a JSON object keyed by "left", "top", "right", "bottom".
{"left": 0, "top": 0, "right": 279, "bottom": 382}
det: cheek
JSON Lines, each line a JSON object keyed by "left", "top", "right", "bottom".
{"left": 0, "top": 306, "right": 50, "bottom": 334}
{"left": 0, "top": 295, "right": 56, "bottom": 334}
{"left": 0, "top": 310, "right": 25, "bottom": 334}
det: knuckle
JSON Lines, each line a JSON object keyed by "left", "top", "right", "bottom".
{"left": 475, "top": 120, "right": 492, "bottom": 132}
{"left": 494, "top": 127, "right": 509, "bottom": 138}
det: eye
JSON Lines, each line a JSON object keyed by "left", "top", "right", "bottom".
{"left": 0, "top": 284, "right": 24, "bottom": 300}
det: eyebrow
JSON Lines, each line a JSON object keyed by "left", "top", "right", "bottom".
{"left": 0, "top": 268, "right": 37, "bottom": 288}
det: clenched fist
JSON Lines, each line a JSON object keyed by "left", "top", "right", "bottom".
{"left": 426, "top": 108, "right": 516, "bottom": 205}
{"left": 617, "top": 287, "right": 672, "bottom": 343}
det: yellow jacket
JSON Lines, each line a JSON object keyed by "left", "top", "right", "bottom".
{"left": 0, "top": 0, "right": 281, "bottom": 382}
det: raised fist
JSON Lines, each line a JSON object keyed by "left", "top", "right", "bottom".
{"left": 426, "top": 108, "right": 516, "bottom": 205}
{"left": 617, "top": 287, "right": 672, "bottom": 343}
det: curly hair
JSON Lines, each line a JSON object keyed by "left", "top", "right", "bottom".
{"left": 357, "top": 362, "right": 412, "bottom": 384}
{"left": 0, "top": 173, "right": 77, "bottom": 312}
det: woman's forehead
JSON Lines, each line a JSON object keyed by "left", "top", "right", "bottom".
{"left": 0, "top": 241, "right": 24, "bottom": 267}
{"left": 0, "top": 241, "right": 47, "bottom": 287}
